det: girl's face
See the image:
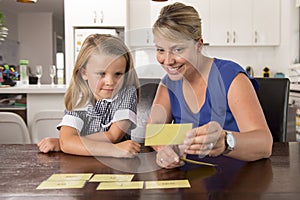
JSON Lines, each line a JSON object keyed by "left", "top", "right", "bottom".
{"left": 81, "top": 53, "right": 127, "bottom": 100}
{"left": 154, "top": 35, "right": 199, "bottom": 81}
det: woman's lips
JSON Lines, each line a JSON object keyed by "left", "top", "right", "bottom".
{"left": 167, "top": 65, "right": 184, "bottom": 75}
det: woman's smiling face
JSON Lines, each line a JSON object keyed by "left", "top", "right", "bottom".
{"left": 154, "top": 35, "right": 199, "bottom": 81}
{"left": 81, "top": 53, "right": 126, "bottom": 100}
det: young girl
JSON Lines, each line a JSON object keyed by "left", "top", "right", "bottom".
{"left": 38, "top": 34, "right": 141, "bottom": 158}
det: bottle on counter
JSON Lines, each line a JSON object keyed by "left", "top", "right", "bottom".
{"left": 296, "top": 108, "right": 300, "bottom": 142}
{"left": 19, "top": 59, "right": 29, "bottom": 86}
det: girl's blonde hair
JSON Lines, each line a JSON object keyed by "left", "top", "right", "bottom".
{"left": 153, "top": 2, "right": 202, "bottom": 42}
{"left": 64, "top": 34, "right": 139, "bottom": 111}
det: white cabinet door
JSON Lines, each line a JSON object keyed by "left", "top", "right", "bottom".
{"left": 126, "top": 0, "right": 152, "bottom": 47}
{"left": 175, "top": 0, "right": 210, "bottom": 44}
{"left": 252, "top": 0, "right": 280, "bottom": 46}
{"left": 210, "top": 0, "right": 252, "bottom": 46}
{"left": 65, "top": 0, "right": 125, "bottom": 27}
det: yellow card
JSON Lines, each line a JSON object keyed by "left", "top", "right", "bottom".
{"left": 96, "top": 181, "right": 144, "bottom": 190}
{"left": 145, "top": 179, "right": 191, "bottom": 189}
{"left": 144, "top": 123, "right": 193, "bottom": 146}
{"left": 89, "top": 174, "right": 134, "bottom": 182}
{"left": 36, "top": 180, "right": 87, "bottom": 189}
{"left": 46, "top": 173, "right": 93, "bottom": 181}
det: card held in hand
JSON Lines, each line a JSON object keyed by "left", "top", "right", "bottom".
{"left": 144, "top": 123, "right": 192, "bottom": 146}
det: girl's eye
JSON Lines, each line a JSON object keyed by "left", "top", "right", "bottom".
{"left": 96, "top": 72, "right": 105, "bottom": 77}
{"left": 115, "top": 72, "right": 124, "bottom": 77}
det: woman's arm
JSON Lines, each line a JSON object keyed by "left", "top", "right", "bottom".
{"left": 225, "top": 73, "right": 273, "bottom": 160}
{"left": 148, "top": 83, "right": 173, "bottom": 151}
{"left": 184, "top": 73, "right": 273, "bottom": 161}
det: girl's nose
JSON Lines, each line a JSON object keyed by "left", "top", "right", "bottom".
{"left": 104, "top": 75, "right": 114, "bottom": 85}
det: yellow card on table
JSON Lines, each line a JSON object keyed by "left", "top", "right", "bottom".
{"left": 89, "top": 174, "right": 134, "bottom": 182}
{"left": 145, "top": 179, "right": 191, "bottom": 189}
{"left": 144, "top": 123, "right": 193, "bottom": 146}
{"left": 46, "top": 173, "right": 93, "bottom": 181}
{"left": 36, "top": 180, "right": 87, "bottom": 189}
{"left": 97, "top": 181, "right": 144, "bottom": 190}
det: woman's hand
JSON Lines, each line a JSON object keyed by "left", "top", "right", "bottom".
{"left": 37, "top": 137, "right": 61, "bottom": 153}
{"left": 184, "top": 121, "right": 226, "bottom": 157}
{"left": 113, "top": 140, "right": 141, "bottom": 158}
{"left": 156, "top": 145, "right": 186, "bottom": 169}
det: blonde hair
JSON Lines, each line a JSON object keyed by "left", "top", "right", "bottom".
{"left": 153, "top": 2, "right": 202, "bottom": 42}
{"left": 64, "top": 34, "right": 140, "bottom": 111}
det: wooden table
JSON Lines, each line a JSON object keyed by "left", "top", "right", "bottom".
{"left": 0, "top": 142, "right": 299, "bottom": 199}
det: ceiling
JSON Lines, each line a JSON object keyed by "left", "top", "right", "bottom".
{"left": 0, "top": 0, "right": 64, "bottom": 20}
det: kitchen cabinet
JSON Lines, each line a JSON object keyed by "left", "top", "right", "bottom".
{"left": 126, "top": 0, "right": 152, "bottom": 47}
{"left": 126, "top": 0, "right": 210, "bottom": 47}
{"left": 64, "top": 0, "right": 127, "bottom": 84}
{"left": 64, "top": 0, "right": 126, "bottom": 27}
{"left": 209, "top": 0, "right": 280, "bottom": 46}
{"left": 252, "top": 0, "right": 280, "bottom": 46}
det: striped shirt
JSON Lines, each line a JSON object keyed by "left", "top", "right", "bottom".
{"left": 57, "top": 86, "right": 137, "bottom": 137}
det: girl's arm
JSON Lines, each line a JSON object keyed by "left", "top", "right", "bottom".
{"left": 59, "top": 122, "right": 141, "bottom": 158}
{"left": 84, "top": 119, "right": 132, "bottom": 143}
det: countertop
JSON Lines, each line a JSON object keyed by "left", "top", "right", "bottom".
{"left": 0, "top": 84, "right": 67, "bottom": 94}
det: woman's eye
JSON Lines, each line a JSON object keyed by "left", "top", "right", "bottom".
{"left": 173, "top": 48, "right": 183, "bottom": 53}
{"left": 156, "top": 48, "right": 164, "bottom": 53}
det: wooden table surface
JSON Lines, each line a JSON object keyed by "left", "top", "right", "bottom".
{"left": 0, "top": 142, "right": 299, "bottom": 200}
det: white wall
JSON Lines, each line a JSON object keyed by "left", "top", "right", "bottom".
{"left": 18, "top": 13, "right": 54, "bottom": 84}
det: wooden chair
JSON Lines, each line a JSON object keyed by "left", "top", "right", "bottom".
{"left": 0, "top": 112, "right": 31, "bottom": 144}
{"left": 255, "top": 78, "right": 290, "bottom": 142}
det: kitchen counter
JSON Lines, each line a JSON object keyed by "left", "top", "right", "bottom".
{"left": 0, "top": 84, "right": 67, "bottom": 94}
{"left": 0, "top": 85, "right": 67, "bottom": 141}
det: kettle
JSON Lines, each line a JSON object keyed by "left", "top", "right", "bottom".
{"left": 246, "top": 66, "right": 254, "bottom": 77}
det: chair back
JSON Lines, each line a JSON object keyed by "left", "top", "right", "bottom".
{"left": 255, "top": 78, "right": 290, "bottom": 142}
{"left": 30, "top": 110, "right": 64, "bottom": 143}
{"left": 0, "top": 112, "right": 31, "bottom": 144}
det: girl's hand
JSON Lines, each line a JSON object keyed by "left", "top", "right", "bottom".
{"left": 184, "top": 121, "right": 226, "bottom": 157}
{"left": 37, "top": 137, "right": 61, "bottom": 153}
{"left": 113, "top": 140, "right": 141, "bottom": 158}
{"left": 156, "top": 145, "right": 185, "bottom": 169}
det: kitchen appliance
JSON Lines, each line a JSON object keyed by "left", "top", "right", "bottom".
{"left": 74, "top": 27, "right": 124, "bottom": 61}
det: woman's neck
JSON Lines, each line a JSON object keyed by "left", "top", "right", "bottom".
{"left": 185, "top": 55, "right": 213, "bottom": 84}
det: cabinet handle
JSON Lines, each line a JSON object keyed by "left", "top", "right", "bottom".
{"left": 227, "top": 31, "right": 230, "bottom": 43}
{"left": 254, "top": 31, "right": 258, "bottom": 43}
{"left": 93, "top": 11, "right": 97, "bottom": 23}
{"left": 233, "top": 31, "right": 236, "bottom": 43}
{"left": 146, "top": 31, "right": 149, "bottom": 44}
{"left": 100, "top": 11, "right": 104, "bottom": 23}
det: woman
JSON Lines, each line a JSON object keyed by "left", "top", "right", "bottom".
{"left": 148, "top": 2, "right": 273, "bottom": 169}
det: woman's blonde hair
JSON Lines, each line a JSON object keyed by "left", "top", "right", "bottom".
{"left": 153, "top": 2, "right": 202, "bottom": 42}
{"left": 64, "top": 34, "right": 140, "bottom": 111}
